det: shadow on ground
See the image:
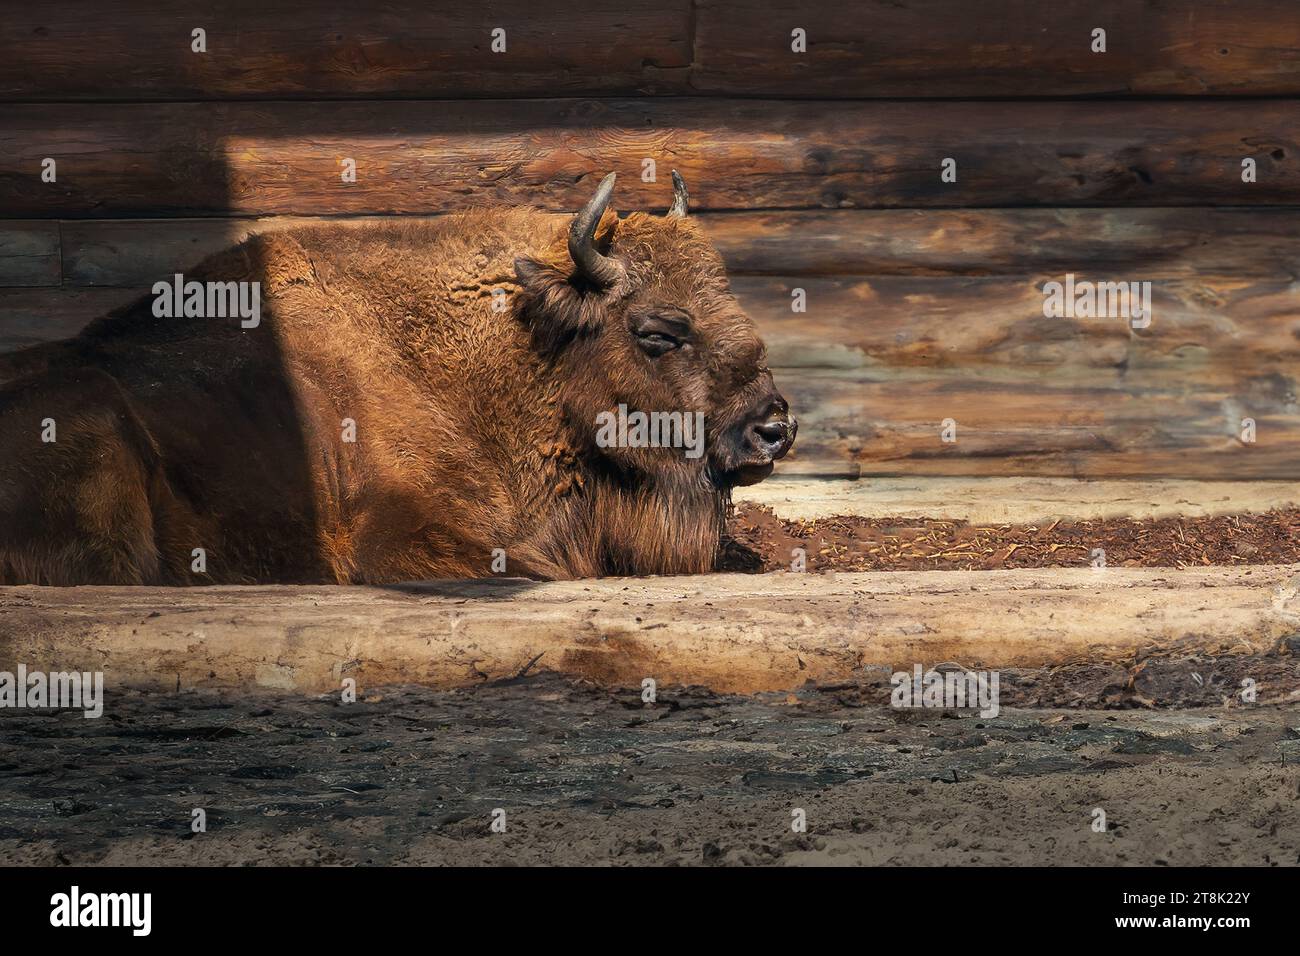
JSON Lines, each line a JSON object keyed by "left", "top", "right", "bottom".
{"left": 1, "top": 673, "right": 1297, "bottom": 866}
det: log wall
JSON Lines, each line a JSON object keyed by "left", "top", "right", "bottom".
{"left": 1, "top": 2, "right": 1296, "bottom": 479}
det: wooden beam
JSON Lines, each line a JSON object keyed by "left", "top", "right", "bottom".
{"left": 777, "top": 368, "right": 1297, "bottom": 479}
{"left": 0, "top": 288, "right": 131, "bottom": 353}
{"left": 735, "top": 275, "right": 1300, "bottom": 372}
{"left": 3, "top": 1, "right": 1298, "bottom": 100}
{"left": 0, "top": 1, "right": 692, "bottom": 101}
{"left": 703, "top": 208, "right": 1300, "bottom": 279}
{"left": 2, "top": 99, "right": 1295, "bottom": 216}
{"left": 3, "top": 565, "right": 1296, "bottom": 694}
{"left": 43, "top": 209, "right": 1300, "bottom": 287}
{"left": 692, "top": 0, "right": 1300, "bottom": 98}
{"left": 0, "top": 222, "right": 60, "bottom": 287}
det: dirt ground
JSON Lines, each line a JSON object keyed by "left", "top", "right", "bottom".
{"left": 723, "top": 504, "right": 1300, "bottom": 573}
{"left": 2, "top": 672, "right": 1297, "bottom": 866}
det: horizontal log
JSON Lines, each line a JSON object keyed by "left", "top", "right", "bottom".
{"left": 36, "top": 208, "right": 1300, "bottom": 288}
{"left": 0, "top": 288, "right": 131, "bottom": 353}
{"left": 735, "top": 477, "right": 1300, "bottom": 524}
{"left": 3, "top": 565, "right": 1296, "bottom": 693}
{"left": 704, "top": 208, "right": 1300, "bottom": 279}
{"left": 735, "top": 276, "right": 1300, "bottom": 371}
{"left": 0, "top": 1, "right": 692, "bottom": 101}
{"left": 0, "top": 222, "right": 59, "bottom": 287}
{"left": 777, "top": 368, "right": 1299, "bottom": 479}
{"left": 3, "top": 1, "right": 1298, "bottom": 100}
{"left": 693, "top": 1, "right": 1300, "bottom": 97}
{"left": 2, "top": 99, "right": 1296, "bottom": 216}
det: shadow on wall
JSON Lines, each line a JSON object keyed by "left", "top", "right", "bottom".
{"left": 0, "top": 146, "right": 332, "bottom": 586}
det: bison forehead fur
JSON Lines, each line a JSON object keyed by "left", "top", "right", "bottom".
{"left": 0, "top": 195, "right": 795, "bottom": 585}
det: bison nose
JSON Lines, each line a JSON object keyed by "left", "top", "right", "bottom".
{"left": 747, "top": 413, "right": 797, "bottom": 461}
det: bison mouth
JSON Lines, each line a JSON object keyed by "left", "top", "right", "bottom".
{"left": 719, "top": 461, "right": 775, "bottom": 487}
{"left": 710, "top": 413, "right": 796, "bottom": 489}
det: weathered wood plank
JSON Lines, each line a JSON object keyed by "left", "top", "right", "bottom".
{"left": 734, "top": 276, "right": 1300, "bottom": 372}
{"left": 3, "top": 99, "right": 1295, "bottom": 216}
{"left": 4, "top": 1, "right": 1299, "bottom": 100}
{"left": 0, "top": 1, "right": 692, "bottom": 101}
{"left": 0, "top": 288, "right": 133, "bottom": 353}
{"left": 778, "top": 367, "right": 1297, "bottom": 479}
{"left": 693, "top": 0, "right": 1300, "bottom": 97}
{"left": 3, "top": 566, "right": 1296, "bottom": 693}
{"left": 704, "top": 208, "right": 1300, "bottom": 279}
{"left": 0, "top": 222, "right": 60, "bottom": 287}
{"left": 736, "top": 476, "right": 1300, "bottom": 524}
{"left": 60, "top": 218, "right": 272, "bottom": 287}
{"left": 54, "top": 208, "right": 1300, "bottom": 287}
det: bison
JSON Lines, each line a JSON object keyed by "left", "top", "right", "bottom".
{"left": 0, "top": 173, "right": 795, "bottom": 585}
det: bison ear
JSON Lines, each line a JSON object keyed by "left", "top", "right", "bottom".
{"left": 513, "top": 256, "right": 604, "bottom": 353}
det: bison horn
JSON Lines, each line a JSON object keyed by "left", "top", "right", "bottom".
{"left": 667, "top": 169, "right": 689, "bottom": 218}
{"left": 568, "top": 171, "right": 626, "bottom": 288}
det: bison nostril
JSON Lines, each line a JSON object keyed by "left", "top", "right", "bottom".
{"left": 748, "top": 419, "right": 795, "bottom": 463}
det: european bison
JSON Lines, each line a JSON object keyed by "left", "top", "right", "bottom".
{"left": 0, "top": 173, "right": 795, "bottom": 584}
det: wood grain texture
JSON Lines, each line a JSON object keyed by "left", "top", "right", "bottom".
{"left": 36, "top": 208, "right": 1300, "bottom": 288}
{"left": 0, "top": 222, "right": 60, "bottom": 287}
{"left": 736, "top": 476, "right": 1300, "bottom": 524}
{"left": 3, "top": 566, "right": 1296, "bottom": 693}
{"left": 0, "top": 1, "right": 692, "bottom": 101}
{"left": 734, "top": 276, "right": 1300, "bottom": 371}
{"left": 693, "top": 0, "right": 1300, "bottom": 97}
{"left": 4, "top": 1, "right": 1299, "bottom": 100}
{"left": 777, "top": 367, "right": 1296, "bottom": 478}
{"left": 703, "top": 208, "right": 1300, "bottom": 279}
{"left": 0, "top": 288, "right": 132, "bottom": 352}
{"left": 2, "top": 98, "right": 1295, "bottom": 216}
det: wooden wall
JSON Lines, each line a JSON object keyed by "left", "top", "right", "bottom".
{"left": 1, "top": 1, "right": 1297, "bottom": 479}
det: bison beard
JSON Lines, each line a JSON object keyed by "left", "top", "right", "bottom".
{"left": 0, "top": 173, "right": 795, "bottom": 585}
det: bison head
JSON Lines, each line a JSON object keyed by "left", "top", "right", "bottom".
{"left": 513, "top": 172, "right": 796, "bottom": 490}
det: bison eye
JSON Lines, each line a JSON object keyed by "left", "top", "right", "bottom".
{"left": 631, "top": 311, "right": 691, "bottom": 358}
{"left": 635, "top": 330, "right": 680, "bottom": 357}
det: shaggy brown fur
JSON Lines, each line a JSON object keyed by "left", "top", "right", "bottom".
{"left": 0, "top": 194, "right": 793, "bottom": 584}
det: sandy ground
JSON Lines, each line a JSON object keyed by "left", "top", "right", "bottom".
{"left": 1, "top": 674, "right": 1297, "bottom": 866}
